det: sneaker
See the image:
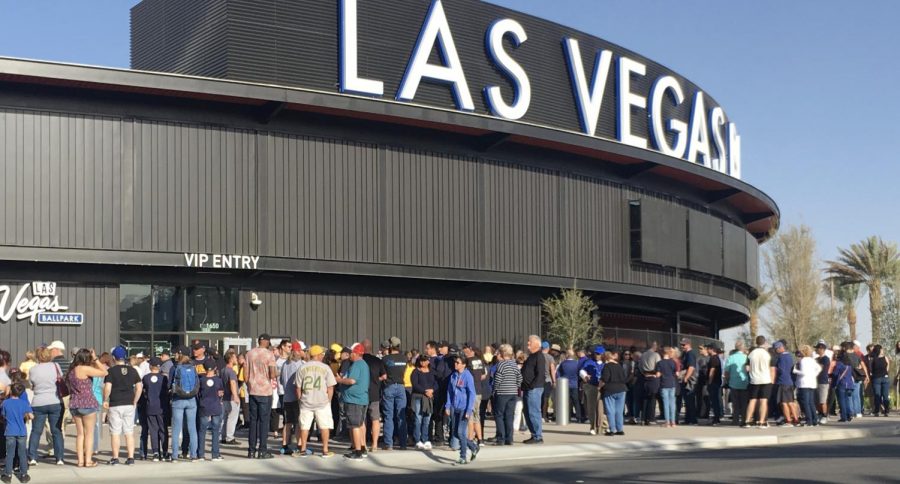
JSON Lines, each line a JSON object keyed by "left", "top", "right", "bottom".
{"left": 454, "top": 458, "right": 468, "bottom": 465}
{"left": 758, "top": 423, "right": 769, "bottom": 429}
{"left": 819, "top": 417, "right": 828, "bottom": 424}
{"left": 212, "top": 456, "right": 224, "bottom": 462}
{"left": 470, "top": 445, "right": 480, "bottom": 462}
{"left": 589, "top": 429, "right": 597, "bottom": 435}
{"left": 740, "top": 423, "right": 752, "bottom": 428}
{"left": 256, "top": 452, "right": 274, "bottom": 460}
{"left": 523, "top": 437, "right": 543, "bottom": 444}
{"left": 280, "top": 445, "right": 291, "bottom": 455}
{"left": 778, "top": 422, "right": 793, "bottom": 428}
{"left": 222, "top": 439, "right": 239, "bottom": 446}
{"left": 152, "top": 454, "right": 161, "bottom": 462}
{"left": 415, "top": 442, "right": 424, "bottom": 450}
{"left": 774, "top": 416, "right": 785, "bottom": 425}
{"left": 107, "top": 458, "right": 120, "bottom": 466}
{"left": 423, "top": 442, "right": 432, "bottom": 451}
{"left": 1, "top": 475, "right": 10, "bottom": 484}
{"left": 344, "top": 451, "right": 363, "bottom": 461}
{"left": 320, "top": 452, "right": 334, "bottom": 459}
{"left": 856, "top": 414, "right": 863, "bottom": 418}
{"left": 296, "top": 448, "right": 313, "bottom": 458}
{"left": 17, "top": 476, "right": 29, "bottom": 484}
{"left": 125, "top": 458, "right": 135, "bottom": 466}
{"left": 615, "top": 431, "right": 625, "bottom": 436}
{"left": 360, "top": 447, "right": 369, "bottom": 458}
{"left": 26, "top": 462, "right": 35, "bottom": 468}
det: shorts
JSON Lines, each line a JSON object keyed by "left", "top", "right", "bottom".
{"left": 346, "top": 403, "right": 367, "bottom": 428}
{"left": 70, "top": 407, "right": 98, "bottom": 417}
{"left": 283, "top": 400, "right": 300, "bottom": 427}
{"left": 748, "top": 383, "right": 772, "bottom": 400}
{"left": 472, "top": 395, "right": 482, "bottom": 420}
{"left": 367, "top": 401, "right": 381, "bottom": 421}
{"left": 777, "top": 385, "right": 795, "bottom": 403}
{"left": 299, "top": 406, "right": 334, "bottom": 430}
{"left": 816, "top": 384, "right": 829, "bottom": 405}
{"left": 108, "top": 405, "right": 137, "bottom": 435}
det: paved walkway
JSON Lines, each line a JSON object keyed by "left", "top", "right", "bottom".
{"left": 14, "top": 416, "right": 900, "bottom": 482}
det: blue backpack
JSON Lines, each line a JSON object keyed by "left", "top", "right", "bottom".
{"left": 172, "top": 363, "right": 199, "bottom": 398}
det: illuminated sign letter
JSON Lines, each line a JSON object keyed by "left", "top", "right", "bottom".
{"left": 484, "top": 19, "right": 531, "bottom": 120}
{"left": 709, "top": 107, "right": 728, "bottom": 174}
{"left": 396, "top": 0, "right": 474, "bottom": 111}
{"left": 686, "top": 91, "right": 712, "bottom": 166}
{"left": 649, "top": 75, "right": 688, "bottom": 158}
{"left": 616, "top": 56, "right": 648, "bottom": 149}
{"left": 339, "top": 0, "right": 384, "bottom": 96}
{"left": 563, "top": 38, "right": 613, "bottom": 136}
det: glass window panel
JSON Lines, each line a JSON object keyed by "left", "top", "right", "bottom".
{"left": 153, "top": 286, "right": 182, "bottom": 332}
{"left": 120, "top": 333, "right": 152, "bottom": 357}
{"left": 185, "top": 287, "right": 239, "bottom": 333}
{"left": 120, "top": 285, "right": 152, "bottom": 332}
{"left": 150, "top": 334, "right": 183, "bottom": 357}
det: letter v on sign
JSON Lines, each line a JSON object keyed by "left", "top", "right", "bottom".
{"left": 563, "top": 38, "right": 613, "bottom": 137}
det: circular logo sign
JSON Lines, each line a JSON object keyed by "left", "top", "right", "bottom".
{"left": 206, "top": 379, "right": 214, "bottom": 387}
{"left": 150, "top": 375, "right": 158, "bottom": 384}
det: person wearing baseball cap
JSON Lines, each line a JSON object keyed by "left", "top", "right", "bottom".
{"left": 295, "top": 345, "right": 337, "bottom": 458}
{"left": 381, "top": 337, "right": 408, "bottom": 450}
{"left": 244, "top": 334, "right": 277, "bottom": 459}
{"left": 579, "top": 344, "right": 605, "bottom": 435}
{"left": 104, "top": 346, "right": 143, "bottom": 465}
{"left": 279, "top": 341, "right": 306, "bottom": 455}
{"left": 335, "top": 343, "right": 369, "bottom": 460}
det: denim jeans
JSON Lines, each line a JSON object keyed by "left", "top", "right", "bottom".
{"left": 682, "top": 385, "right": 698, "bottom": 423}
{"left": 603, "top": 391, "right": 626, "bottom": 433}
{"left": 4, "top": 436, "right": 26, "bottom": 476}
{"left": 197, "top": 414, "right": 222, "bottom": 459}
{"left": 381, "top": 383, "right": 408, "bottom": 449}
{"left": 523, "top": 388, "right": 543, "bottom": 440}
{"left": 661, "top": 387, "right": 676, "bottom": 423}
{"left": 450, "top": 409, "right": 477, "bottom": 461}
{"left": 851, "top": 382, "right": 861, "bottom": 415}
{"left": 872, "top": 376, "right": 891, "bottom": 414}
{"left": 798, "top": 388, "right": 817, "bottom": 426}
{"left": 493, "top": 394, "right": 517, "bottom": 444}
{"left": 708, "top": 383, "right": 723, "bottom": 421}
{"left": 837, "top": 386, "right": 853, "bottom": 421}
{"left": 411, "top": 396, "right": 432, "bottom": 444}
{"left": 171, "top": 398, "right": 198, "bottom": 458}
{"left": 27, "top": 404, "right": 63, "bottom": 462}
{"left": 249, "top": 395, "right": 273, "bottom": 453}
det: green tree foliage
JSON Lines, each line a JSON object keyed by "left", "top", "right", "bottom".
{"left": 542, "top": 286, "right": 600, "bottom": 351}
{"left": 826, "top": 236, "right": 900, "bottom": 345}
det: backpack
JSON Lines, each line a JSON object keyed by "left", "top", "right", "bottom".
{"left": 172, "top": 363, "right": 199, "bottom": 398}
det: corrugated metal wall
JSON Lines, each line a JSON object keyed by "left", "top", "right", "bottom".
{"left": 0, "top": 106, "right": 755, "bottom": 307}
{"left": 0, "top": 283, "right": 119, "bottom": 363}
{"left": 247, "top": 291, "right": 539, "bottom": 349}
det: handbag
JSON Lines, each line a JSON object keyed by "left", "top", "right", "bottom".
{"left": 55, "top": 363, "right": 70, "bottom": 398}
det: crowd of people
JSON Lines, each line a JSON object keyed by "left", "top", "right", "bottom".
{"left": 0, "top": 332, "right": 897, "bottom": 481}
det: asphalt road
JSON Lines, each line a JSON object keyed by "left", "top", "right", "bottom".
{"left": 313, "top": 436, "right": 900, "bottom": 483}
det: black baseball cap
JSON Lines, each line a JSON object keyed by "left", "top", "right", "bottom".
{"left": 258, "top": 333, "right": 271, "bottom": 342}
{"left": 203, "top": 360, "right": 216, "bottom": 371}
{"left": 148, "top": 357, "right": 162, "bottom": 367}
{"left": 192, "top": 341, "right": 206, "bottom": 351}
{"left": 438, "top": 340, "right": 450, "bottom": 348}
{"left": 175, "top": 345, "right": 190, "bottom": 356}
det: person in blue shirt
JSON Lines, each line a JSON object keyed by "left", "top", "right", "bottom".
{"left": 556, "top": 350, "right": 582, "bottom": 423}
{"left": 335, "top": 344, "right": 370, "bottom": 460}
{"left": 2, "top": 382, "right": 33, "bottom": 483}
{"left": 579, "top": 345, "right": 605, "bottom": 435}
{"left": 831, "top": 353, "right": 855, "bottom": 423}
{"left": 445, "top": 356, "right": 479, "bottom": 465}
{"left": 656, "top": 347, "right": 679, "bottom": 427}
{"left": 773, "top": 341, "right": 799, "bottom": 426}
{"left": 197, "top": 361, "right": 225, "bottom": 461}
{"left": 140, "top": 358, "right": 169, "bottom": 461}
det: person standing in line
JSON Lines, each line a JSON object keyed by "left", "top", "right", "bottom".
{"left": 445, "top": 356, "right": 479, "bottom": 465}
{"left": 336, "top": 344, "right": 369, "bottom": 460}
{"left": 793, "top": 345, "right": 821, "bottom": 426}
{"left": 638, "top": 343, "right": 661, "bottom": 426}
{"left": 622, "top": 349, "right": 638, "bottom": 424}
{"left": 140, "top": 357, "right": 168, "bottom": 461}
{"left": 245, "top": 334, "right": 277, "bottom": 460}
{"left": 539, "top": 342, "right": 556, "bottom": 423}
{"left": 1, "top": 382, "right": 32, "bottom": 483}
{"left": 744, "top": 336, "right": 774, "bottom": 428}
{"left": 103, "top": 346, "right": 143, "bottom": 466}
{"left": 520, "top": 336, "right": 546, "bottom": 444}
{"left": 410, "top": 355, "right": 438, "bottom": 450}
{"left": 579, "top": 346, "right": 605, "bottom": 434}
{"left": 67, "top": 348, "right": 107, "bottom": 468}
{"left": 657, "top": 347, "right": 678, "bottom": 427}
{"left": 361, "top": 340, "right": 387, "bottom": 452}
{"left": 169, "top": 348, "right": 200, "bottom": 462}
{"left": 197, "top": 361, "right": 224, "bottom": 461}
{"left": 381, "top": 337, "right": 408, "bottom": 451}
{"left": 869, "top": 345, "right": 891, "bottom": 416}
{"left": 814, "top": 343, "right": 832, "bottom": 423}
{"left": 462, "top": 343, "right": 486, "bottom": 446}
{"left": 706, "top": 346, "right": 723, "bottom": 425}
{"left": 723, "top": 341, "right": 750, "bottom": 426}
{"left": 492, "top": 345, "right": 522, "bottom": 446}
{"left": 556, "top": 350, "right": 582, "bottom": 424}
{"left": 600, "top": 351, "right": 628, "bottom": 436}
{"left": 279, "top": 342, "right": 305, "bottom": 455}
{"left": 679, "top": 339, "right": 698, "bottom": 425}
{"left": 773, "top": 341, "right": 799, "bottom": 426}
{"left": 831, "top": 350, "right": 855, "bottom": 422}
{"left": 295, "top": 345, "right": 337, "bottom": 458}
{"left": 26, "top": 347, "right": 65, "bottom": 466}
{"left": 220, "top": 350, "right": 240, "bottom": 445}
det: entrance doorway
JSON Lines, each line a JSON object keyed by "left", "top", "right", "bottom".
{"left": 187, "top": 333, "right": 247, "bottom": 356}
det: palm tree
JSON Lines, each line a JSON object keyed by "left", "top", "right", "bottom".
{"left": 748, "top": 286, "right": 771, "bottom": 342}
{"left": 830, "top": 280, "right": 862, "bottom": 340}
{"left": 826, "top": 237, "right": 900, "bottom": 343}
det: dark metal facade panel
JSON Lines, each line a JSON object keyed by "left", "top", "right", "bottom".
{"left": 688, "top": 211, "right": 724, "bottom": 276}
{"left": 639, "top": 197, "right": 687, "bottom": 268}
{"left": 0, "top": 283, "right": 119, "bottom": 364}
{"left": 723, "top": 222, "right": 747, "bottom": 282}
{"left": 746, "top": 233, "right": 760, "bottom": 289}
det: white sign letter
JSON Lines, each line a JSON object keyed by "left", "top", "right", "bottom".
{"left": 563, "top": 38, "right": 613, "bottom": 136}
{"left": 397, "top": 0, "right": 474, "bottom": 111}
{"left": 616, "top": 56, "right": 648, "bottom": 149}
{"left": 709, "top": 107, "right": 728, "bottom": 173}
{"left": 484, "top": 19, "right": 531, "bottom": 120}
{"left": 728, "top": 122, "right": 742, "bottom": 179}
{"left": 649, "top": 76, "right": 688, "bottom": 158}
{"left": 686, "top": 91, "right": 712, "bottom": 166}
{"left": 339, "top": 0, "right": 384, "bottom": 96}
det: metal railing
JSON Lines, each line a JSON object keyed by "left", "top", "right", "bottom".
{"left": 601, "top": 327, "right": 722, "bottom": 351}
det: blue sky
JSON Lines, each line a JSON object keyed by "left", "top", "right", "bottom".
{"left": 0, "top": 0, "right": 895, "bottom": 343}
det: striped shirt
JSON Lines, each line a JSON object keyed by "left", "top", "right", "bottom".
{"left": 492, "top": 359, "right": 522, "bottom": 396}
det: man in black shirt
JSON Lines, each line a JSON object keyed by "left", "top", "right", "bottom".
{"left": 463, "top": 342, "right": 486, "bottom": 445}
{"left": 381, "top": 337, "right": 408, "bottom": 450}
{"left": 104, "top": 346, "right": 143, "bottom": 465}
{"left": 706, "top": 346, "right": 723, "bottom": 425}
{"left": 425, "top": 341, "right": 450, "bottom": 443}
{"left": 521, "top": 335, "right": 546, "bottom": 444}
{"left": 361, "top": 339, "right": 387, "bottom": 451}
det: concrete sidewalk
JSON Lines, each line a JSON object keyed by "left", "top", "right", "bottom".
{"left": 16, "top": 416, "right": 900, "bottom": 482}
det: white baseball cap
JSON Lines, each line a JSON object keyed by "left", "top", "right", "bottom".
{"left": 48, "top": 340, "right": 66, "bottom": 351}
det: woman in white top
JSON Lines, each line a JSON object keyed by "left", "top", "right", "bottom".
{"left": 793, "top": 345, "right": 821, "bottom": 426}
